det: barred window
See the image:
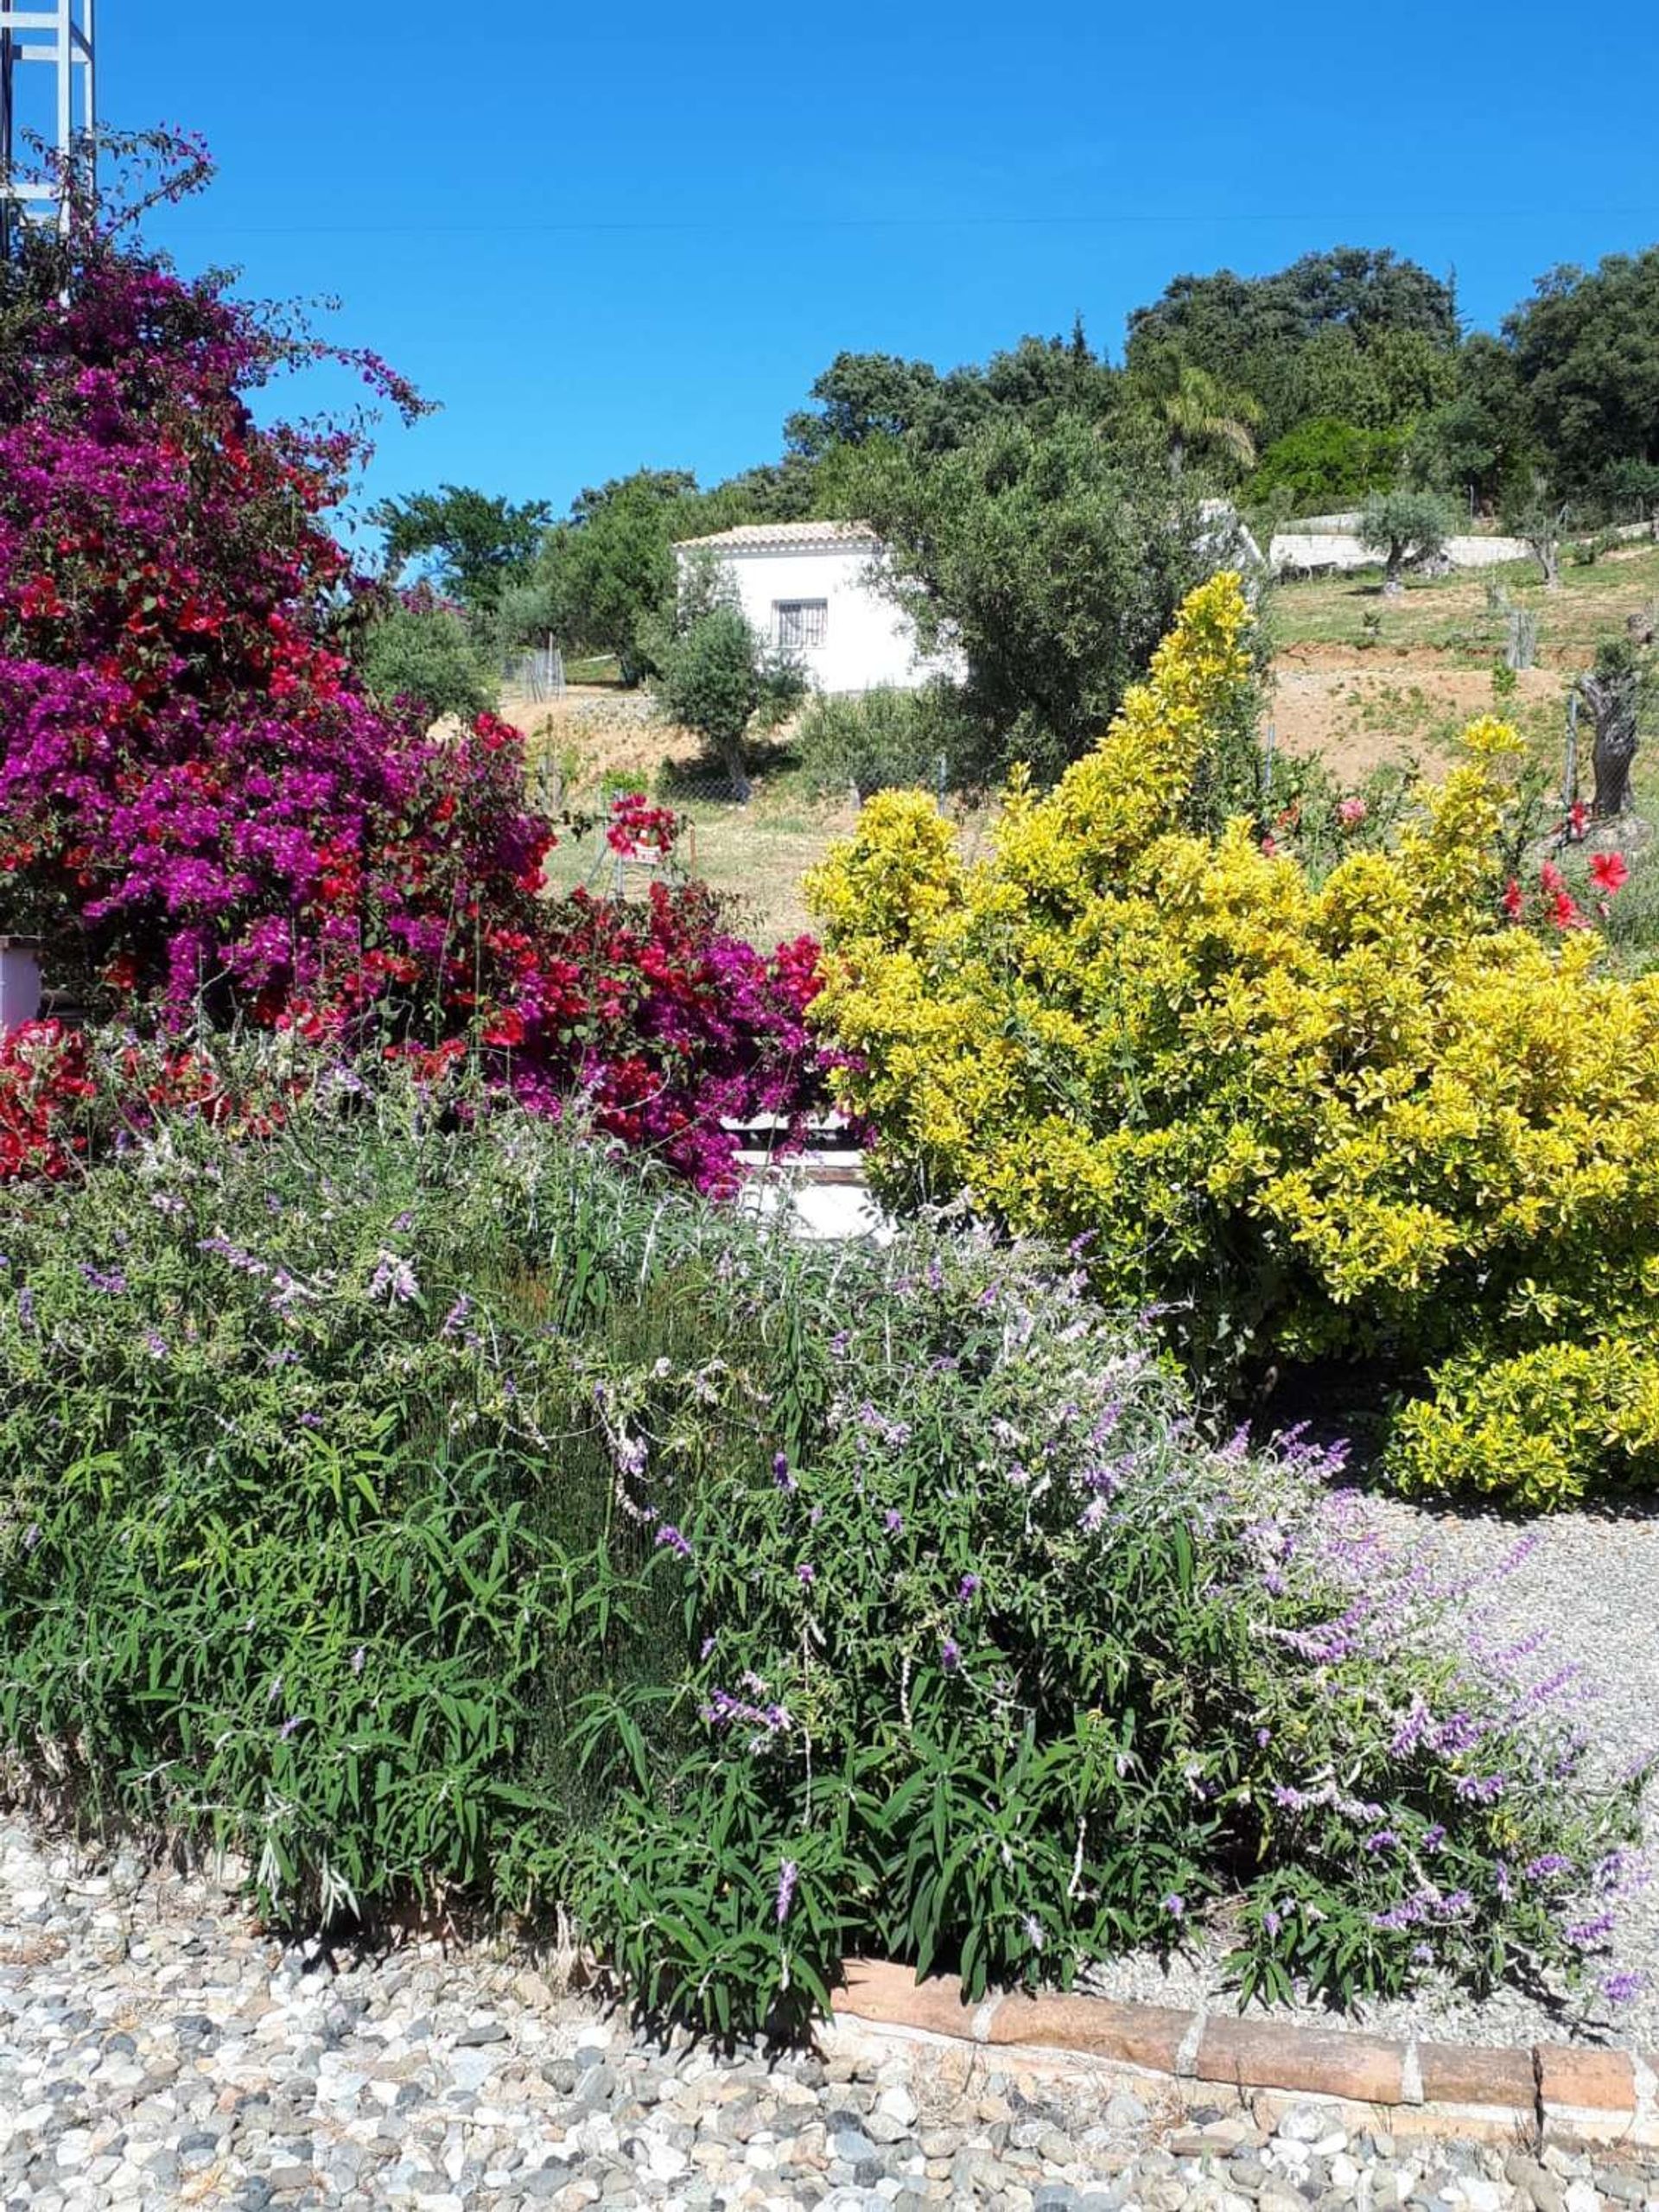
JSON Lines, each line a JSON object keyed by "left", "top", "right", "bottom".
{"left": 774, "top": 599, "right": 827, "bottom": 649}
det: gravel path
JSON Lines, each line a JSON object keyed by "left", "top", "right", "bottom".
{"left": 1082, "top": 1495, "right": 1659, "bottom": 2050}
{"left": 2, "top": 1814, "right": 1657, "bottom": 2212}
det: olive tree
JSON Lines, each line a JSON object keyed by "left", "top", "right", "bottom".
{"left": 1359, "top": 489, "right": 1453, "bottom": 595}
{"left": 655, "top": 601, "right": 806, "bottom": 801}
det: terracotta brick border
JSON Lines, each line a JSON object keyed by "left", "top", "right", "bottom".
{"left": 830, "top": 1961, "right": 1656, "bottom": 2150}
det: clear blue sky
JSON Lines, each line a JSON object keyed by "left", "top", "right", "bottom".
{"left": 112, "top": 0, "right": 1658, "bottom": 535}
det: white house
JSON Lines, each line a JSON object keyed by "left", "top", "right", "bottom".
{"left": 671, "top": 519, "right": 961, "bottom": 694}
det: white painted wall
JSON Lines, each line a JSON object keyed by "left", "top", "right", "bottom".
{"left": 679, "top": 542, "right": 962, "bottom": 694}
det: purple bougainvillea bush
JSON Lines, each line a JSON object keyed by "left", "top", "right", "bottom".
{"left": 0, "top": 139, "right": 820, "bottom": 1191}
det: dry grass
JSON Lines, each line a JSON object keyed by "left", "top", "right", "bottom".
{"left": 502, "top": 683, "right": 863, "bottom": 947}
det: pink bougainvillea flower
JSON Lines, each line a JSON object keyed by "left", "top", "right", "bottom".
{"left": 0, "top": 163, "right": 827, "bottom": 1194}
{"left": 1338, "top": 797, "right": 1368, "bottom": 829}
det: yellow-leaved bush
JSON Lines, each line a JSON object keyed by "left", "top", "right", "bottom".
{"left": 805, "top": 573, "right": 1659, "bottom": 1510}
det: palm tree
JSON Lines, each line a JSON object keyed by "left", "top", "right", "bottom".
{"left": 1138, "top": 353, "right": 1263, "bottom": 479}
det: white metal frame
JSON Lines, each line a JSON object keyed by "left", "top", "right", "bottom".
{"left": 0, "top": 0, "right": 95, "bottom": 245}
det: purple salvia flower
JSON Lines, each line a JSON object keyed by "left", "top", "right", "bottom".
{"left": 1566, "top": 1912, "right": 1617, "bottom": 1948}
{"left": 775, "top": 1859, "right": 798, "bottom": 1925}
{"left": 655, "top": 1523, "right": 693, "bottom": 1560}
{"left": 940, "top": 1637, "right": 961, "bottom": 1673}
{"left": 795, "top": 1562, "right": 816, "bottom": 1586}
{"left": 369, "top": 1250, "right": 419, "bottom": 1304}
{"left": 883, "top": 1509, "right": 904, "bottom": 1535}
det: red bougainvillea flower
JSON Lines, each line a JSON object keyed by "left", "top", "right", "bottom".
{"left": 0, "top": 151, "right": 828, "bottom": 1195}
{"left": 1590, "top": 851, "right": 1630, "bottom": 896}
{"left": 480, "top": 1008, "right": 525, "bottom": 1049}
{"left": 1501, "top": 878, "right": 1525, "bottom": 921}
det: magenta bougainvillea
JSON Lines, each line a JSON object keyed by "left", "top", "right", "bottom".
{"left": 0, "top": 149, "right": 820, "bottom": 1188}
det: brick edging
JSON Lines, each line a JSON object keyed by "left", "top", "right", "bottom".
{"left": 830, "top": 1961, "right": 1657, "bottom": 2148}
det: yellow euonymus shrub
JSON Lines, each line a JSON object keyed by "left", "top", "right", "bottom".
{"left": 805, "top": 573, "right": 1659, "bottom": 1509}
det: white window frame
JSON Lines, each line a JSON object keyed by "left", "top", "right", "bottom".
{"left": 773, "top": 598, "right": 828, "bottom": 651}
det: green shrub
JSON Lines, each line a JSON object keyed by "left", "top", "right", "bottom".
{"left": 1247, "top": 417, "right": 1406, "bottom": 512}
{"left": 0, "top": 1042, "right": 1637, "bottom": 2030}
{"left": 796, "top": 683, "right": 969, "bottom": 799}
{"left": 356, "top": 596, "right": 499, "bottom": 723}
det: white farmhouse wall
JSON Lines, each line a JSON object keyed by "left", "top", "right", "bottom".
{"left": 673, "top": 527, "right": 962, "bottom": 694}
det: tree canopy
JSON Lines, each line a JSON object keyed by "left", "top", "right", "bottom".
{"left": 370, "top": 485, "right": 550, "bottom": 611}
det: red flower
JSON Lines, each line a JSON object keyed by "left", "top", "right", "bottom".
{"left": 1501, "top": 878, "right": 1525, "bottom": 921}
{"left": 1549, "top": 888, "right": 1585, "bottom": 931}
{"left": 1590, "top": 851, "right": 1630, "bottom": 896}
{"left": 1539, "top": 860, "right": 1567, "bottom": 896}
{"left": 482, "top": 1007, "right": 525, "bottom": 1049}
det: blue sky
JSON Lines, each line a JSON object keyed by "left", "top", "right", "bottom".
{"left": 107, "top": 0, "right": 1659, "bottom": 536}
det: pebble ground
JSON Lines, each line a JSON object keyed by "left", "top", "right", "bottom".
{"left": 4, "top": 1817, "right": 1659, "bottom": 2212}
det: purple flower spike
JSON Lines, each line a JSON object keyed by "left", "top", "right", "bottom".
{"left": 775, "top": 1859, "right": 798, "bottom": 1925}
{"left": 941, "top": 1637, "right": 961, "bottom": 1673}
{"left": 655, "top": 1523, "right": 693, "bottom": 1559}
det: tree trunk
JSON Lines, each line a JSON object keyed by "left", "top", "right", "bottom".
{"left": 1382, "top": 545, "right": 1404, "bottom": 598}
{"left": 1536, "top": 538, "right": 1560, "bottom": 591}
{"left": 720, "top": 739, "right": 752, "bottom": 804}
{"left": 1582, "top": 669, "right": 1640, "bottom": 817}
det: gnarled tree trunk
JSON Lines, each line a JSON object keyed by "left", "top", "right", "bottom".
{"left": 1581, "top": 666, "right": 1640, "bottom": 818}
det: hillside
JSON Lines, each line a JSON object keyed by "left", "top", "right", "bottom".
{"left": 498, "top": 538, "right": 1659, "bottom": 946}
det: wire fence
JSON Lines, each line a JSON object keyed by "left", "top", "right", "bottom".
{"left": 501, "top": 642, "right": 565, "bottom": 702}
